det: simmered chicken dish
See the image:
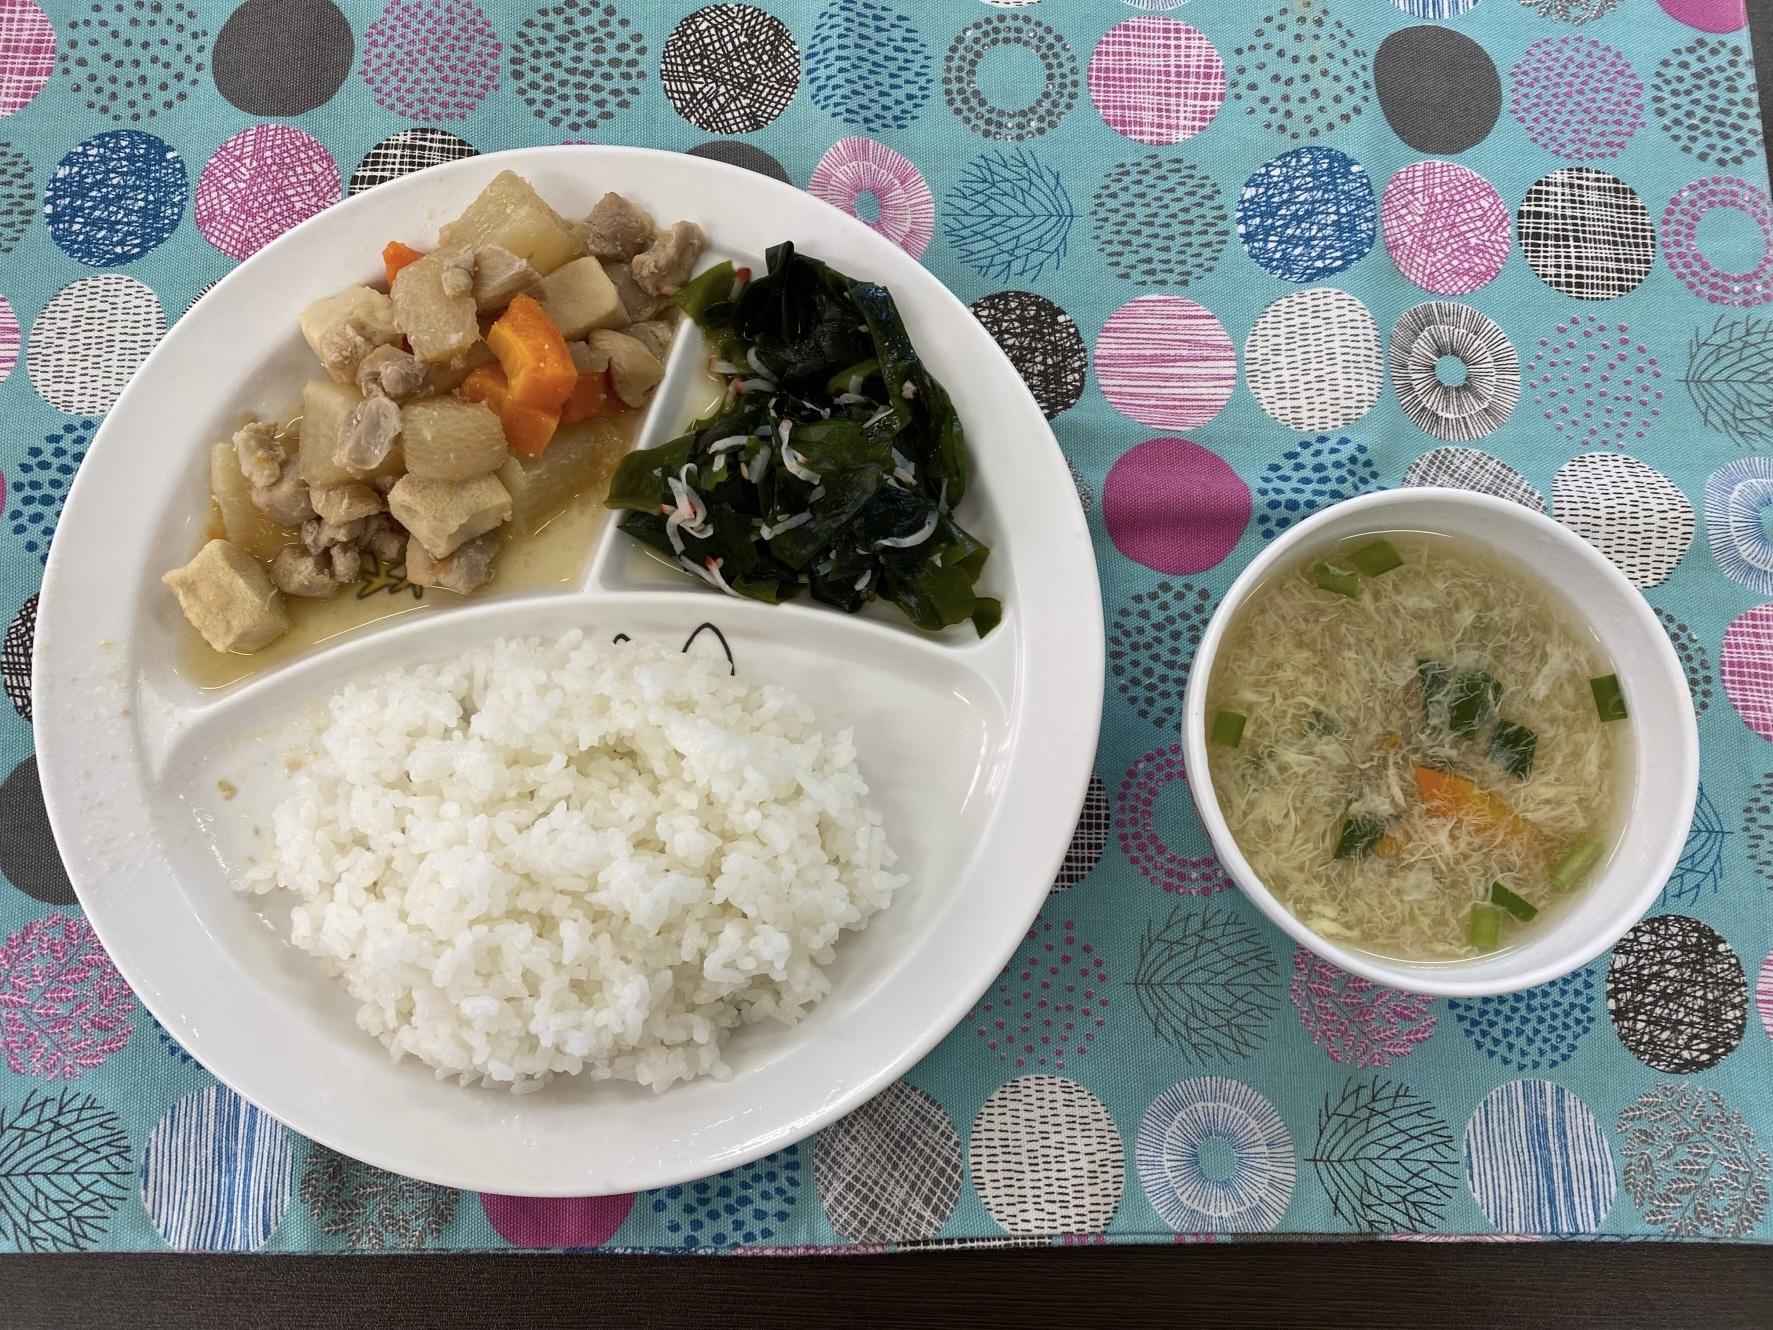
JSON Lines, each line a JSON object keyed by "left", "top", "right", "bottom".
{"left": 164, "top": 172, "right": 706, "bottom": 657}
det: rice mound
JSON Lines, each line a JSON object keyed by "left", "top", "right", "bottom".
{"left": 243, "top": 631, "right": 904, "bottom": 1092}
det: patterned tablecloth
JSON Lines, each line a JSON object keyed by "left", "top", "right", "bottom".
{"left": 0, "top": 0, "right": 1769, "bottom": 1254}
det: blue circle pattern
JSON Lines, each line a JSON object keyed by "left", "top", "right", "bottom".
{"left": 648, "top": 1147, "right": 803, "bottom": 1248}
{"left": 44, "top": 131, "right": 187, "bottom": 268}
{"left": 1136, "top": 1078, "right": 1294, "bottom": 1232}
{"left": 1464, "top": 1079, "right": 1616, "bottom": 1234}
{"left": 1705, "top": 457, "right": 1773, "bottom": 594}
{"left": 1448, "top": 963, "right": 1599, "bottom": 1072}
{"left": 1392, "top": 0, "right": 1484, "bottom": 16}
{"left": 10, "top": 422, "right": 96, "bottom": 565}
{"left": 806, "top": 0, "right": 929, "bottom": 131}
{"left": 139, "top": 1085, "right": 295, "bottom": 1252}
{"left": 1236, "top": 147, "right": 1376, "bottom": 283}
{"left": 1255, "top": 435, "right": 1382, "bottom": 541}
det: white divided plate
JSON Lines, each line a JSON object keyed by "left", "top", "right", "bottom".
{"left": 32, "top": 147, "right": 1103, "bottom": 1195}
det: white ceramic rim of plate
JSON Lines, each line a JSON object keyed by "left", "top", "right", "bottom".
{"left": 32, "top": 146, "right": 1105, "bottom": 1193}
{"left": 1181, "top": 487, "right": 1698, "bottom": 997}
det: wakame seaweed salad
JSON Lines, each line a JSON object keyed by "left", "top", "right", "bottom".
{"left": 605, "top": 243, "right": 1001, "bottom": 635}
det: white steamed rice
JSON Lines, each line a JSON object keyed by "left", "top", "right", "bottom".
{"left": 242, "top": 630, "right": 904, "bottom": 1092}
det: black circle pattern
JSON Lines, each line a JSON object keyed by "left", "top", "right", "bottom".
{"left": 1517, "top": 167, "right": 1655, "bottom": 301}
{"left": 1091, "top": 155, "right": 1224, "bottom": 287}
{"left": 1052, "top": 775, "right": 1109, "bottom": 892}
{"left": 349, "top": 129, "right": 479, "bottom": 197}
{"left": 0, "top": 758, "right": 77, "bottom": 905}
{"left": 1109, "top": 581, "right": 1214, "bottom": 734}
{"left": 60, "top": 0, "right": 207, "bottom": 123}
{"left": 1745, "top": 771, "right": 1773, "bottom": 887}
{"left": 1652, "top": 37, "right": 1760, "bottom": 170}
{"left": 0, "top": 145, "right": 34, "bottom": 257}
{"left": 969, "top": 290, "right": 1086, "bottom": 420}
{"left": 512, "top": 1, "right": 648, "bottom": 135}
{"left": 660, "top": 4, "right": 800, "bottom": 135}
{"left": 942, "top": 15, "right": 1077, "bottom": 142}
{"left": 1231, "top": 6, "right": 1368, "bottom": 142}
{"left": 1653, "top": 607, "right": 1714, "bottom": 716}
{"left": 1373, "top": 26, "right": 1500, "bottom": 156}
{"left": 686, "top": 140, "right": 790, "bottom": 184}
{"left": 1607, "top": 915, "right": 1748, "bottom": 1074}
{"left": 3, "top": 594, "right": 34, "bottom": 721}
{"left": 212, "top": 0, "right": 352, "bottom": 117}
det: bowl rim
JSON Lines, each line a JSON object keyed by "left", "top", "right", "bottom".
{"left": 1180, "top": 486, "right": 1699, "bottom": 998}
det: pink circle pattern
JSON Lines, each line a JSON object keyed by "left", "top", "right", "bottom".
{"left": 360, "top": 0, "right": 501, "bottom": 121}
{"left": 0, "top": 0, "right": 54, "bottom": 117}
{"left": 0, "top": 912, "right": 134, "bottom": 1080}
{"left": 1381, "top": 161, "right": 1511, "bottom": 295}
{"left": 973, "top": 916, "right": 1111, "bottom": 1072}
{"left": 1095, "top": 296, "right": 1235, "bottom": 430}
{"left": 808, "top": 137, "right": 934, "bottom": 260}
{"left": 1288, "top": 949, "right": 1436, "bottom": 1069}
{"left": 1758, "top": 951, "right": 1773, "bottom": 1041}
{"left": 1088, "top": 17, "right": 1225, "bottom": 146}
{"left": 1103, "top": 437, "right": 1250, "bottom": 575}
{"left": 1115, "top": 744, "right": 1233, "bottom": 896}
{"left": 1509, "top": 36, "right": 1644, "bottom": 160}
{"left": 1722, "top": 603, "right": 1773, "bottom": 740}
{"left": 1525, "top": 315, "right": 1663, "bottom": 447}
{"left": 479, "top": 1192, "right": 635, "bottom": 1248}
{"left": 1657, "top": 0, "right": 1747, "bottom": 32}
{"left": 1661, "top": 175, "right": 1773, "bottom": 307}
{"left": 196, "top": 125, "right": 340, "bottom": 260}
{"left": 0, "top": 293, "right": 17, "bottom": 384}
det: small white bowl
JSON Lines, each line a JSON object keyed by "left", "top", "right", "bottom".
{"left": 1182, "top": 487, "right": 1698, "bottom": 998}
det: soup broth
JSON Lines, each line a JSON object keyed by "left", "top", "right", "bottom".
{"left": 1204, "top": 530, "right": 1631, "bottom": 962}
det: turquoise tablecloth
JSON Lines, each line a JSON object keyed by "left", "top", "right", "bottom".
{"left": 1, "top": 0, "right": 1771, "bottom": 1251}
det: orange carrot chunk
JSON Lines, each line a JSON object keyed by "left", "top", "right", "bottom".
{"left": 560, "top": 368, "right": 618, "bottom": 424}
{"left": 382, "top": 240, "right": 426, "bottom": 288}
{"left": 459, "top": 361, "right": 559, "bottom": 458}
{"left": 1412, "top": 765, "right": 1546, "bottom": 855}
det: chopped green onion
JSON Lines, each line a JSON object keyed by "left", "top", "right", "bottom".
{"left": 1348, "top": 539, "right": 1404, "bottom": 577}
{"left": 1334, "top": 817, "right": 1387, "bottom": 859}
{"left": 1448, "top": 671, "right": 1501, "bottom": 737}
{"left": 1489, "top": 881, "right": 1539, "bottom": 922}
{"left": 1210, "top": 710, "right": 1247, "bottom": 748}
{"left": 1549, "top": 835, "right": 1604, "bottom": 891}
{"left": 1590, "top": 674, "right": 1627, "bottom": 722}
{"left": 1314, "top": 561, "right": 1360, "bottom": 597}
{"left": 1468, "top": 903, "right": 1503, "bottom": 951}
{"left": 1489, "top": 720, "right": 1537, "bottom": 780}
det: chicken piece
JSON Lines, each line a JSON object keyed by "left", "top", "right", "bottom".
{"left": 387, "top": 473, "right": 512, "bottom": 559}
{"left": 422, "top": 340, "right": 496, "bottom": 395}
{"left": 583, "top": 192, "right": 656, "bottom": 261}
{"left": 301, "top": 516, "right": 365, "bottom": 553}
{"left": 310, "top": 481, "right": 384, "bottom": 525}
{"left": 567, "top": 340, "right": 610, "bottom": 375}
{"left": 357, "top": 513, "right": 407, "bottom": 566}
{"left": 391, "top": 251, "right": 481, "bottom": 364}
{"left": 335, "top": 394, "right": 403, "bottom": 473}
{"left": 471, "top": 244, "right": 542, "bottom": 311}
{"left": 403, "top": 532, "right": 498, "bottom": 595}
{"left": 602, "top": 260, "right": 667, "bottom": 322}
{"left": 328, "top": 543, "right": 362, "bottom": 583}
{"left": 300, "top": 286, "right": 401, "bottom": 383}
{"left": 269, "top": 547, "right": 337, "bottom": 598}
{"left": 538, "top": 256, "right": 626, "bottom": 338}
{"left": 356, "top": 343, "right": 427, "bottom": 402}
{"left": 164, "top": 540, "right": 289, "bottom": 653}
{"left": 631, "top": 221, "right": 707, "bottom": 297}
{"left": 231, "top": 420, "right": 285, "bottom": 488}
{"left": 250, "top": 467, "right": 315, "bottom": 527}
{"left": 587, "top": 328, "right": 665, "bottom": 408}
{"left": 625, "top": 319, "right": 676, "bottom": 364}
